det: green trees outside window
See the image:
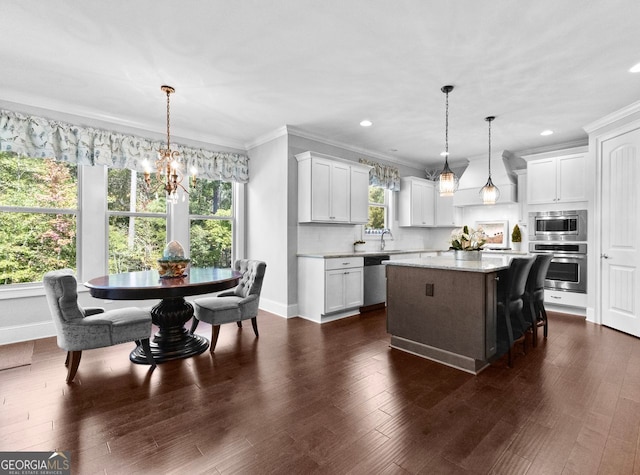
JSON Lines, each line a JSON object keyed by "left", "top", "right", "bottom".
{"left": 366, "top": 185, "right": 386, "bottom": 233}
{"left": 0, "top": 153, "right": 77, "bottom": 284}
{"left": 189, "top": 180, "right": 233, "bottom": 268}
{"left": 107, "top": 168, "right": 167, "bottom": 273}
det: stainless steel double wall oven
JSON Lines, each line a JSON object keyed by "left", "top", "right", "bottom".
{"left": 529, "top": 210, "right": 587, "bottom": 293}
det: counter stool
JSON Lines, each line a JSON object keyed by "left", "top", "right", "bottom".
{"left": 496, "top": 256, "right": 535, "bottom": 367}
{"left": 523, "top": 254, "right": 553, "bottom": 347}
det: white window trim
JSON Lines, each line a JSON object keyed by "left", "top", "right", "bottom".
{"left": 0, "top": 164, "right": 246, "bottom": 299}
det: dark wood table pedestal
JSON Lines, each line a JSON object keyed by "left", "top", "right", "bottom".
{"left": 129, "top": 297, "right": 210, "bottom": 364}
{"left": 85, "top": 267, "right": 241, "bottom": 364}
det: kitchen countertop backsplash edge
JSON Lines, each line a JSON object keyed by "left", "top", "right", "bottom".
{"left": 297, "top": 248, "right": 530, "bottom": 259}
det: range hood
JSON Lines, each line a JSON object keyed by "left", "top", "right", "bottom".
{"left": 452, "top": 150, "right": 521, "bottom": 207}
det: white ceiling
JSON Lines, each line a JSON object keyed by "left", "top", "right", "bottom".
{"left": 2, "top": 1, "right": 639, "bottom": 169}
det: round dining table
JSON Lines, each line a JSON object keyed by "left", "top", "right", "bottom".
{"left": 85, "top": 266, "right": 241, "bottom": 364}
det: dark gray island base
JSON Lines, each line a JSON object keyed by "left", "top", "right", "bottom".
{"left": 385, "top": 255, "right": 511, "bottom": 374}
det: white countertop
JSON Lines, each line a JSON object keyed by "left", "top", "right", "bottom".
{"left": 384, "top": 254, "right": 516, "bottom": 273}
{"left": 297, "top": 249, "right": 445, "bottom": 259}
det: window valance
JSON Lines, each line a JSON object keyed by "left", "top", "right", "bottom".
{"left": 358, "top": 158, "right": 400, "bottom": 191}
{"left": 0, "top": 109, "right": 249, "bottom": 183}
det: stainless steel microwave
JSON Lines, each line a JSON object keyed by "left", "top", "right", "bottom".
{"left": 528, "top": 210, "right": 587, "bottom": 242}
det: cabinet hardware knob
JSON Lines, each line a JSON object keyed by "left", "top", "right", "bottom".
{"left": 601, "top": 254, "right": 611, "bottom": 259}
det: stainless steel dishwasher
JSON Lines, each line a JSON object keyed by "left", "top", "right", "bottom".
{"left": 363, "top": 254, "right": 390, "bottom": 307}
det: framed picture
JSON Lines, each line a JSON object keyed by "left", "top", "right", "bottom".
{"left": 476, "top": 220, "right": 509, "bottom": 249}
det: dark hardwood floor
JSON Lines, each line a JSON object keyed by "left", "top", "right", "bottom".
{"left": 1, "top": 309, "right": 639, "bottom": 474}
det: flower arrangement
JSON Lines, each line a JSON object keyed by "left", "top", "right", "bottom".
{"left": 450, "top": 225, "right": 487, "bottom": 251}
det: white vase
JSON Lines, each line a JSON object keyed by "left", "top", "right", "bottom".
{"left": 512, "top": 242, "right": 521, "bottom": 252}
{"left": 454, "top": 250, "right": 482, "bottom": 261}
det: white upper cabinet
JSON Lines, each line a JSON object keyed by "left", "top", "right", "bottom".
{"left": 296, "top": 151, "right": 371, "bottom": 224}
{"left": 398, "top": 176, "right": 435, "bottom": 227}
{"left": 399, "top": 176, "right": 456, "bottom": 227}
{"left": 435, "top": 194, "right": 456, "bottom": 226}
{"left": 525, "top": 146, "right": 587, "bottom": 205}
{"left": 349, "top": 165, "right": 370, "bottom": 224}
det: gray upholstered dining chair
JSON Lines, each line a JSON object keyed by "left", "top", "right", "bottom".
{"left": 190, "top": 259, "right": 267, "bottom": 352}
{"left": 43, "top": 269, "right": 155, "bottom": 383}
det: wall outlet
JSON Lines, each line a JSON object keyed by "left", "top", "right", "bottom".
{"left": 425, "top": 283, "right": 434, "bottom": 297}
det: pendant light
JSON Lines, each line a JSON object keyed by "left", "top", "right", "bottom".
{"left": 480, "top": 116, "right": 500, "bottom": 204}
{"left": 437, "top": 85, "right": 459, "bottom": 196}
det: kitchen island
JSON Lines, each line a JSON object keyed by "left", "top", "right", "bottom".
{"left": 385, "top": 254, "right": 511, "bottom": 374}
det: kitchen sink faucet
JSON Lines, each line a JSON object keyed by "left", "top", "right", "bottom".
{"left": 380, "top": 229, "right": 392, "bottom": 250}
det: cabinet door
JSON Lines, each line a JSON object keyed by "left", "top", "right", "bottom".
{"left": 325, "top": 269, "right": 345, "bottom": 313}
{"left": 557, "top": 154, "right": 586, "bottom": 202}
{"left": 343, "top": 267, "right": 363, "bottom": 308}
{"left": 413, "top": 180, "right": 435, "bottom": 226}
{"left": 527, "top": 158, "right": 557, "bottom": 204}
{"left": 350, "top": 166, "right": 370, "bottom": 224}
{"left": 330, "top": 162, "right": 351, "bottom": 222}
{"left": 310, "top": 159, "right": 332, "bottom": 221}
{"left": 435, "top": 194, "right": 455, "bottom": 226}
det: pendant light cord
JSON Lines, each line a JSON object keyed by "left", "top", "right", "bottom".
{"left": 444, "top": 88, "right": 449, "bottom": 164}
{"left": 487, "top": 117, "right": 491, "bottom": 178}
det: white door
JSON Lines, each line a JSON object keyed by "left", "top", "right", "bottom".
{"left": 601, "top": 127, "right": 640, "bottom": 336}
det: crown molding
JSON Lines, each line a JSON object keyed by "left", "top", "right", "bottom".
{"left": 244, "top": 125, "right": 289, "bottom": 149}
{"left": 513, "top": 138, "right": 588, "bottom": 158}
{"left": 583, "top": 100, "right": 640, "bottom": 134}
{"left": 278, "top": 125, "right": 425, "bottom": 169}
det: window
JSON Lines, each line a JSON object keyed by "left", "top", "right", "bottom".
{"left": 0, "top": 153, "right": 77, "bottom": 284}
{"left": 365, "top": 185, "right": 388, "bottom": 235}
{"left": 189, "top": 179, "right": 233, "bottom": 268}
{"left": 107, "top": 168, "right": 167, "bottom": 273}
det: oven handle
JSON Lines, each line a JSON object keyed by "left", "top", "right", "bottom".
{"left": 530, "top": 251, "right": 586, "bottom": 258}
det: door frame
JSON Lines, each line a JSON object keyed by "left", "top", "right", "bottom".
{"left": 587, "top": 103, "right": 640, "bottom": 326}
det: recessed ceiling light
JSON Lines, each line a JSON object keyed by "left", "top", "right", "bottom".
{"left": 630, "top": 62, "right": 640, "bottom": 73}
{"left": 540, "top": 130, "right": 554, "bottom": 136}
{"left": 360, "top": 119, "right": 373, "bottom": 127}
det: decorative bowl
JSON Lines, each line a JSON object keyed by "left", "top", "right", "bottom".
{"left": 157, "top": 258, "right": 190, "bottom": 278}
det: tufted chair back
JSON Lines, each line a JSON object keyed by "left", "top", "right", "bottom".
{"left": 233, "top": 259, "right": 267, "bottom": 298}
{"left": 43, "top": 269, "right": 86, "bottom": 329}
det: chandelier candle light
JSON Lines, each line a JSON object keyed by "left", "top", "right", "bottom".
{"left": 480, "top": 115, "right": 500, "bottom": 204}
{"left": 143, "top": 85, "right": 197, "bottom": 204}
{"left": 437, "top": 85, "right": 459, "bottom": 196}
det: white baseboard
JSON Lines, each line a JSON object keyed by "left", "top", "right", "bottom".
{"left": 259, "top": 298, "right": 297, "bottom": 318}
{"left": 0, "top": 321, "right": 56, "bottom": 345}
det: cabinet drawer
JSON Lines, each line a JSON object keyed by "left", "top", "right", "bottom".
{"left": 545, "top": 290, "right": 586, "bottom": 308}
{"left": 325, "top": 257, "right": 364, "bottom": 270}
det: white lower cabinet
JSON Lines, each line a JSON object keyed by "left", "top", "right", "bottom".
{"left": 298, "top": 256, "right": 364, "bottom": 323}
{"left": 545, "top": 289, "right": 587, "bottom": 310}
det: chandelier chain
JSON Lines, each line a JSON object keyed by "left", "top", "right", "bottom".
{"left": 166, "top": 89, "right": 171, "bottom": 150}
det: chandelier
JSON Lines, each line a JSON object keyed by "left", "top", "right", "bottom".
{"left": 436, "top": 85, "right": 459, "bottom": 196}
{"left": 480, "top": 116, "right": 500, "bottom": 204}
{"left": 143, "top": 85, "right": 196, "bottom": 204}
